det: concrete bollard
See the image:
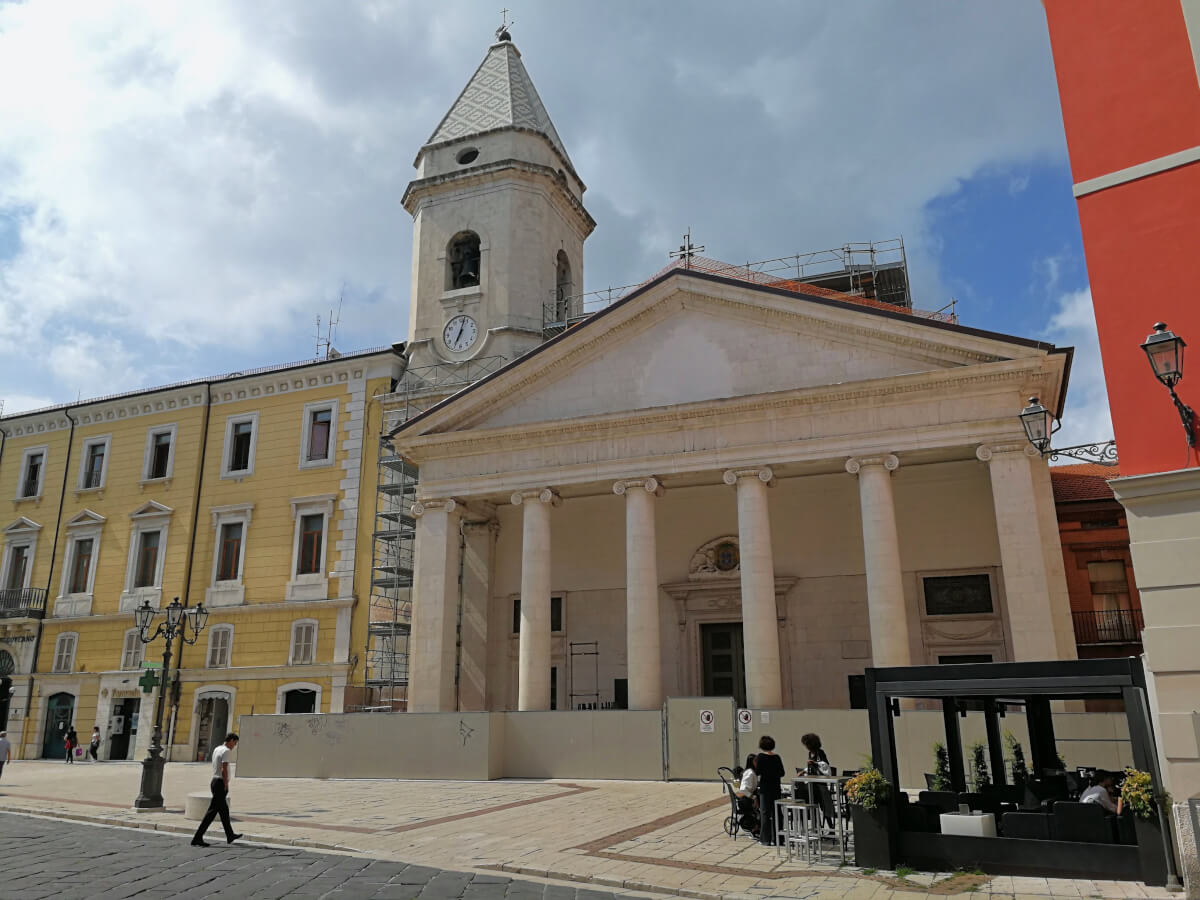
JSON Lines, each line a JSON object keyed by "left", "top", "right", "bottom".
{"left": 184, "top": 791, "right": 224, "bottom": 821}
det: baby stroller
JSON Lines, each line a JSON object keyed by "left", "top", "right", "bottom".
{"left": 718, "top": 766, "right": 759, "bottom": 840}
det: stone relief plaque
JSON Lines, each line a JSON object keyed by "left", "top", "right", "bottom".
{"left": 922, "top": 573, "right": 993, "bottom": 616}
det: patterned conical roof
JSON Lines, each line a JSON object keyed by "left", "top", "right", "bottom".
{"left": 425, "top": 41, "right": 572, "bottom": 166}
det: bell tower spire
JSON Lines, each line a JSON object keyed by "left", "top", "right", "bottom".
{"left": 403, "top": 31, "right": 595, "bottom": 370}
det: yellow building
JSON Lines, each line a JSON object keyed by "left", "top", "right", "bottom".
{"left": 0, "top": 348, "right": 403, "bottom": 760}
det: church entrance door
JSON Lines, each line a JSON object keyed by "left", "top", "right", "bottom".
{"left": 700, "top": 622, "right": 746, "bottom": 709}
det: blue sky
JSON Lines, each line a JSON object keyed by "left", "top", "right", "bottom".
{"left": 0, "top": 0, "right": 1109, "bottom": 444}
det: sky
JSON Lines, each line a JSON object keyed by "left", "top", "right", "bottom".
{"left": 0, "top": 0, "right": 1110, "bottom": 446}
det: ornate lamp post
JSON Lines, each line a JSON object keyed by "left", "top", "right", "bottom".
{"left": 1019, "top": 397, "right": 1118, "bottom": 465}
{"left": 1140, "top": 322, "right": 1196, "bottom": 448}
{"left": 133, "top": 596, "right": 207, "bottom": 810}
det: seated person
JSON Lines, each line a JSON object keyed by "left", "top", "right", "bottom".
{"left": 1079, "top": 770, "right": 1121, "bottom": 814}
{"left": 737, "top": 754, "right": 758, "bottom": 797}
{"left": 799, "top": 733, "right": 836, "bottom": 833}
{"left": 735, "top": 755, "right": 759, "bottom": 836}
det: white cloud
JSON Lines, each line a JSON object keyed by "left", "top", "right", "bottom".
{"left": 1041, "top": 285, "right": 1115, "bottom": 451}
{"left": 0, "top": 0, "right": 1070, "bottom": 408}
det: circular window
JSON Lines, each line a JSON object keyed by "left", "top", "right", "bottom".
{"left": 714, "top": 542, "right": 739, "bottom": 572}
{"left": 456, "top": 147, "right": 479, "bottom": 165}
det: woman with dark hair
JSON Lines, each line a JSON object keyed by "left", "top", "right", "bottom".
{"left": 755, "top": 735, "right": 786, "bottom": 846}
{"left": 735, "top": 754, "right": 759, "bottom": 837}
{"left": 801, "top": 732, "right": 835, "bottom": 831}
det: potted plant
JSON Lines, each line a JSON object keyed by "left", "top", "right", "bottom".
{"left": 1004, "top": 731, "right": 1027, "bottom": 784}
{"left": 1120, "top": 768, "right": 1169, "bottom": 886}
{"left": 931, "top": 742, "right": 951, "bottom": 791}
{"left": 846, "top": 767, "right": 894, "bottom": 869}
{"left": 970, "top": 741, "right": 991, "bottom": 791}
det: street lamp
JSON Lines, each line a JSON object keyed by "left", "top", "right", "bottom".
{"left": 1018, "top": 397, "right": 1118, "bottom": 465}
{"left": 133, "top": 596, "right": 208, "bottom": 810}
{"left": 1141, "top": 322, "right": 1196, "bottom": 448}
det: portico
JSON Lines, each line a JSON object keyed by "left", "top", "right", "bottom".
{"left": 398, "top": 269, "right": 1077, "bottom": 713}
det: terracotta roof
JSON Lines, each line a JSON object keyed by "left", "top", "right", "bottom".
{"left": 1050, "top": 463, "right": 1121, "bottom": 503}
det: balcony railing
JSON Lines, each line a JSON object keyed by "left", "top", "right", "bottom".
{"left": 0, "top": 587, "right": 48, "bottom": 619}
{"left": 1072, "top": 608, "right": 1144, "bottom": 645}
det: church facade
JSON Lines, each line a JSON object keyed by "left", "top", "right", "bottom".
{"left": 391, "top": 36, "right": 1079, "bottom": 714}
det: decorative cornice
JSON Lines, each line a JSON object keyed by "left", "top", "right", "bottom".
{"left": 722, "top": 466, "right": 773, "bottom": 485}
{"left": 612, "top": 477, "right": 663, "bottom": 497}
{"left": 975, "top": 442, "right": 1038, "bottom": 462}
{"left": 845, "top": 454, "right": 900, "bottom": 474}
{"left": 510, "top": 488, "right": 560, "bottom": 507}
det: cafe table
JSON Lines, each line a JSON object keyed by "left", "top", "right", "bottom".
{"left": 792, "top": 775, "right": 854, "bottom": 864}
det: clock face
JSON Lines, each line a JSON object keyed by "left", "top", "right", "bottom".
{"left": 443, "top": 314, "right": 478, "bottom": 352}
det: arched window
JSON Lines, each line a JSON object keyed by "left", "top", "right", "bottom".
{"left": 447, "top": 232, "right": 481, "bottom": 290}
{"left": 555, "top": 250, "right": 573, "bottom": 320}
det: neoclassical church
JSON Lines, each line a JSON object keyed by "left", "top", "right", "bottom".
{"left": 392, "top": 32, "right": 1077, "bottom": 715}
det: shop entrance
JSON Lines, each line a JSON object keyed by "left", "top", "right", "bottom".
{"left": 41, "top": 692, "right": 74, "bottom": 759}
{"left": 108, "top": 697, "right": 141, "bottom": 760}
{"left": 195, "top": 694, "right": 230, "bottom": 762}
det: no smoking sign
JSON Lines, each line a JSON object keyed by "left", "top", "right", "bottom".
{"left": 699, "top": 709, "right": 715, "bottom": 733}
{"left": 737, "top": 708, "right": 753, "bottom": 732}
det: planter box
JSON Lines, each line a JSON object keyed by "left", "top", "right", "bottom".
{"left": 1132, "top": 813, "right": 1168, "bottom": 886}
{"left": 852, "top": 804, "right": 895, "bottom": 869}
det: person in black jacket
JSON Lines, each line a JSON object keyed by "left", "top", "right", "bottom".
{"left": 755, "top": 735, "right": 786, "bottom": 846}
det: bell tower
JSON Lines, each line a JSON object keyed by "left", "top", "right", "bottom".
{"left": 403, "top": 30, "right": 595, "bottom": 370}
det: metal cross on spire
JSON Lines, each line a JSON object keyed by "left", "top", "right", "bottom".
{"left": 668, "top": 228, "right": 705, "bottom": 270}
{"left": 496, "top": 7, "right": 514, "bottom": 42}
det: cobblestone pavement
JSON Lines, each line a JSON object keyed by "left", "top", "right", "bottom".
{"left": 0, "top": 762, "right": 1176, "bottom": 900}
{"left": 0, "top": 812, "right": 660, "bottom": 900}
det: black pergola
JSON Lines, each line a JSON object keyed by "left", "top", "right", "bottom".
{"left": 863, "top": 658, "right": 1178, "bottom": 885}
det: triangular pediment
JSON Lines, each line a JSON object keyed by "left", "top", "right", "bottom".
{"left": 3, "top": 516, "right": 42, "bottom": 534}
{"left": 401, "top": 272, "right": 1052, "bottom": 437}
{"left": 65, "top": 508, "right": 106, "bottom": 529}
{"left": 131, "top": 501, "right": 173, "bottom": 520}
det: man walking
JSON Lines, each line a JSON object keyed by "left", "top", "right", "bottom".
{"left": 0, "top": 730, "right": 10, "bottom": 782}
{"left": 191, "top": 732, "right": 243, "bottom": 848}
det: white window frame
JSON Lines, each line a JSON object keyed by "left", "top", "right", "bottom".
{"left": 288, "top": 618, "right": 319, "bottom": 666}
{"left": 15, "top": 445, "right": 49, "bottom": 501}
{"left": 298, "top": 399, "right": 338, "bottom": 470}
{"left": 206, "top": 503, "right": 253, "bottom": 608}
{"left": 206, "top": 624, "right": 234, "bottom": 669}
{"left": 286, "top": 495, "right": 335, "bottom": 602}
{"left": 52, "top": 632, "right": 78, "bottom": 673}
{"left": 76, "top": 434, "right": 112, "bottom": 492}
{"left": 1, "top": 517, "right": 42, "bottom": 592}
{"left": 120, "top": 502, "right": 173, "bottom": 613}
{"left": 220, "top": 411, "right": 260, "bottom": 479}
{"left": 120, "top": 628, "right": 145, "bottom": 670}
{"left": 141, "top": 424, "right": 178, "bottom": 482}
{"left": 275, "top": 681, "right": 322, "bottom": 714}
{"left": 55, "top": 510, "right": 105, "bottom": 617}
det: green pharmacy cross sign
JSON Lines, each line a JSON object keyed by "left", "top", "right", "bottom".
{"left": 138, "top": 669, "right": 160, "bottom": 694}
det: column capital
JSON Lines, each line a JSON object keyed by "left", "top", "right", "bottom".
{"left": 412, "top": 497, "right": 461, "bottom": 517}
{"left": 975, "top": 442, "right": 1039, "bottom": 462}
{"left": 845, "top": 454, "right": 899, "bottom": 475}
{"left": 722, "top": 466, "right": 773, "bottom": 486}
{"left": 612, "top": 477, "right": 664, "bottom": 497}
{"left": 510, "top": 488, "right": 561, "bottom": 507}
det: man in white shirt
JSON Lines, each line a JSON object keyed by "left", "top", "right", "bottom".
{"left": 190, "top": 732, "right": 243, "bottom": 847}
{"left": 1079, "top": 771, "right": 1120, "bottom": 814}
{"left": 0, "top": 730, "right": 11, "bottom": 781}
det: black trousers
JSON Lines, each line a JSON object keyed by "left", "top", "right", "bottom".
{"left": 193, "top": 778, "right": 235, "bottom": 842}
{"left": 759, "top": 785, "right": 781, "bottom": 845}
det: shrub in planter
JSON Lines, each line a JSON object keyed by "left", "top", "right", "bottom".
{"left": 970, "top": 741, "right": 991, "bottom": 790}
{"left": 1004, "top": 730, "right": 1028, "bottom": 784}
{"left": 1121, "top": 768, "right": 1170, "bottom": 887}
{"left": 847, "top": 768, "right": 894, "bottom": 869}
{"left": 931, "top": 742, "right": 951, "bottom": 791}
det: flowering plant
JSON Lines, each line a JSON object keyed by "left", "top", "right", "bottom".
{"left": 1120, "top": 768, "right": 1162, "bottom": 820}
{"left": 846, "top": 768, "right": 891, "bottom": 811}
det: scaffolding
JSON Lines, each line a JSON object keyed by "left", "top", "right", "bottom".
{"left": 542, "top": 237, "right": 951, "bottom": 339}
{"left": 362, "top": 356, "right": 506, "bottom": 711}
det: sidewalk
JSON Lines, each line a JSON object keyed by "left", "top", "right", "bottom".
{"left": 0, "top": 761, "right": 1174, "bottom": 900}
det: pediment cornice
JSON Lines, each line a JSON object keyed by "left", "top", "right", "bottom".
{"left": 399, "top": 356, "right": 1059, "bottom": 460}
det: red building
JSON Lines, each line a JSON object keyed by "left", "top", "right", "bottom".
{"left": 1050, "top": 464, "right": 1142, "bottom": 657}
{"left": 1044, "top": 2, "right": 1200, "bottom": 889}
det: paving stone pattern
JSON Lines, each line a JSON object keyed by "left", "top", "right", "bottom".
{"left": 0, "top": 812, "right": 647, "bottom": 900}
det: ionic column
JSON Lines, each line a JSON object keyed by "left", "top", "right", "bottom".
{"left": 846, "top": 455, "right": 911, "bottom": 668}
{"left": 976, "top": 444, "right": 1062, "bottom": 661}
{"left": 614, "top": 477, "right": 664, "bottom": 710}
{"left": 723, "top": 466, "right": 782, "bottom": 709}
{"left": 512, "top": 488, "right": 560, "bottom": 711}
{"left": 407, "top": 498, "right": 462, "bottom": 713}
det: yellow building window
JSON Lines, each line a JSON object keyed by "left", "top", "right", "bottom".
{"left": 297, "top": 515, "right": 324, "bottom": 575}
{"left": 69, "top": 539, "right": 94, "bottom": 594}
{"left": 217, "top": 524, "right": 243, "bottom": 581}
{"left": 134, "top": 531, "right": 161, "bottom": 588}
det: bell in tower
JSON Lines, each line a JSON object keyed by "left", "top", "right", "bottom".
{"left": 402, "top": 30, "right": 595, "bottom": 370}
